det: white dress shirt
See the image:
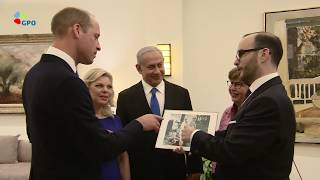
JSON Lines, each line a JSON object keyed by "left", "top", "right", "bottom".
{"left": 249, "top": 72, "right": 279, "bottom": 93}
{"left": 141, "top": 80, "right": 165, "bottom": 116}
{"left": 46, "top": 46, "right": 77, "bottom": 73}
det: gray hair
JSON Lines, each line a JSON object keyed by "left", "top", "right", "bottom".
{"left": 83, "top": 68, "right": 114, "bottom": 118}
{"left": 136, "top": 46, "right": 163, "bottom": 64}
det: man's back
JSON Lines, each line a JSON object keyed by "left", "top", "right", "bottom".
{"left": 23, "top": 54, "right": 103, "bottom": 179}
{"left": 23, "top": 54, "right": 146, "bottom": 179}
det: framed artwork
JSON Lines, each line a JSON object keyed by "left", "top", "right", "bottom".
{"left": 155, "top": 110, "right": 218, "bottom": 151}
{"left": 0, "top": 34, "right": 53, "bottom": 113}
{"left": 265, "top": 7, "right": 320, "bottom": 143}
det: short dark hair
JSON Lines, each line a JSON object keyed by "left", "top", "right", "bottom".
{"left": 228, "top": 67, "right": 241, "bottom": 81}
{"left": 244, "top": 32, "right": 283, "bottom": 67}
{"left": 51, "top": 7, "right": 92, "bottom": 37}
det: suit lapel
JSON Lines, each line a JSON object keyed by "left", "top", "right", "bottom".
{"left": 163, "top": 80, "right": 173, "bottom": 113}
{"left": 136, "top": 81, "right": 153, "bottom": 114}
{"left": 236, "top": 76, "right": 282, "bottom": 119}
{"left": 41, "top": 54, "right": 75, "bottom": 74}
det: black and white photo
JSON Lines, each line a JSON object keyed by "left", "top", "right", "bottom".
{"left": 156, "top": 110, "right": 218, "bottom": 151}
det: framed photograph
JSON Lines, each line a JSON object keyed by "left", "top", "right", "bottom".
{"left": 265, "top": 7, "right": 320, "bottom": 143}
{"left": 155, "top": 110, "right": 218, "bottom": 151}
{"left": 0, "top": 34, "right": 53, "bottom": 113}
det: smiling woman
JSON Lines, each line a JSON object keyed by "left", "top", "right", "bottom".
{"left": 83, "top": 68, "right": 131, "bottom": 180}
{"left": 83, "top": 68, "right": 114, "bottom": 118}
{"left": 207, "top": 67, "right": 249, "bottom": 178}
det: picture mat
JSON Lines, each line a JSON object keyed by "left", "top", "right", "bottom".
{"left": 156, "top": 110, "right": 218, "bottom": 151}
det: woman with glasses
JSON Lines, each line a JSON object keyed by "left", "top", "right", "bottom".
{"left": 210, "top": 67, "right": 250, "bottom": 178}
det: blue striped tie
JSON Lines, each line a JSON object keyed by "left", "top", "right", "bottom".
{"left": 150, "top": 88, "right": 160, "bottom": 116}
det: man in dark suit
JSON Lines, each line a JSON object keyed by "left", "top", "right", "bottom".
{"left": 22, "top": 7, "right": 161, "bottom": 180}
{"left": 116, "top": 46, "right": 202, "bottom": 180}
{"left": 181, "top": 32, "right": 296, "bottom": 180}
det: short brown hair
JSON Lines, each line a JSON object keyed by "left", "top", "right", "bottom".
{"left": 228, "top": 67, "right": 241, "bottom": 81}
{"left": 244, "top": 32, "right": 283, "bottom": 67}
{"left": 51, "top": 7, "right": 92, "bottom": 37}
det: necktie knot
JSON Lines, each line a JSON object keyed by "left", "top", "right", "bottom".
{"left": 151, "top": 87, "right": 158, "bottom": 95}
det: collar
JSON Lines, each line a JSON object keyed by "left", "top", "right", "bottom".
{"left": 249, "top": 72, "right": 279, "bottom": 93}
{"left": 45, "top": 46, "right": 77, "bottom": 73}
{"left": 142, "top": 80, "right": 165, "bottom": 94}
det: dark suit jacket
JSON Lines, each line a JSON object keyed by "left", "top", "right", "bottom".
{"left": 191, "top": 76, "right": 296, "bottom": 180}
{"left": 116, "top": 80, "right": 202, "bottom": 180}
{"left": 22, "top": 54, "right": 144, "bottom": 180}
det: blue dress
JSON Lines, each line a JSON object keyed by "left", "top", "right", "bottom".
{"left": 99, "top": 115, "right": 123, "bottom": 180}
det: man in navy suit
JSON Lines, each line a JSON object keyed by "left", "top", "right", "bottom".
{"left": 181, "top": 32, "right": 296, "bottom": 180}
{"left": 116, "top": 46, "right": 202, "bottom": 180}
{"left": 22, "top": 7, "right": 161, "bottom": 180}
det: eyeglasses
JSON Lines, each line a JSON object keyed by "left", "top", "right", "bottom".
{"left": 227, "top": 81, "right": 243, "bottom": 89}
{"left": 236, "top": 47, "right": 265, "bottom": 60}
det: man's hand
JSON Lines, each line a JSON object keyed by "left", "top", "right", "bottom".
{"left": 136, "top": 114, "right": 163, "bottom": 132}
{"left": 173, "top": 146, "right": 188, "bottom": 155}
{"left": 181, "top": 125, "right": 195, "bottom": 143}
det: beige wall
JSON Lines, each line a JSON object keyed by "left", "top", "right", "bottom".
{"left": 0, "top": 0, "right": 319, "bottom": 179}
{"left": 0, "top": 0, "right": 183, "bottom": 135}
{"left": 0, "top": 0, "right": 183, "bottom": 97}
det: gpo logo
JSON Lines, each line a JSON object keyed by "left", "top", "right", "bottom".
{"left": 13, "top": 11, "right": 37, "bottom": 26}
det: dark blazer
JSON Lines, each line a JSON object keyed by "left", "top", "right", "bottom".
{"left": 191, "top": 76, "right": 296, "bottom": 180}
{"left": 22, "top": 54, "right": 144, "bottom": 180}
{"left": 116, "top": 80, "right": 202, "bottom": 180}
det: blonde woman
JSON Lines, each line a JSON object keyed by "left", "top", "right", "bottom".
{"left": 84, "top": 68, "right": 130, "bottom": 180}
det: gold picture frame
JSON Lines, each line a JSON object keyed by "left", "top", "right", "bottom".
{"left": 265, "top": 7, "right": 320, "bottom": 143}
{"left": 0, "top": 34, "right": 53, "bottom": 113}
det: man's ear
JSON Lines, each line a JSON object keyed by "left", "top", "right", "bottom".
{"left": 136, "top": 64, "right": 142, "bottom": 74}
{"left": 71, "top": 24, "right": 81, "bottom": 39}
{"left": 260, "top": 48, "right": 271, "bottom": 63}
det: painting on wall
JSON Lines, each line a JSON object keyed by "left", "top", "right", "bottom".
{"left": 0, "top": 34, "right": 53, "bottom": 113}
{"left": 265, "top": 7, "right": 320, "bottom": 143}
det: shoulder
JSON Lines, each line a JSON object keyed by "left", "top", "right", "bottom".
{"left": 58, "top": 76, "right": 90, "bottom": 102}
{"left": 164, "top": 80, "right": 189, "bottom": 92}
{"left": 99, "top": 115, "right": 122, "bottom": 122}
{"left": 255, "top": 84, "right": 289, "bottom": 105}
{"left": 61, "top": 76, "right": 87, "bottom": 89}
{"left": 223, "top": 105, "right": 233, "bottom": 113}
{"left": 113, "top": 114, "right": 121, "bottom": 121}
{"left": 118, "top": 81, "right": 142, "bottom": 96}
{"left": 112, "top": 115, "right": 124, "bottom": 127}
